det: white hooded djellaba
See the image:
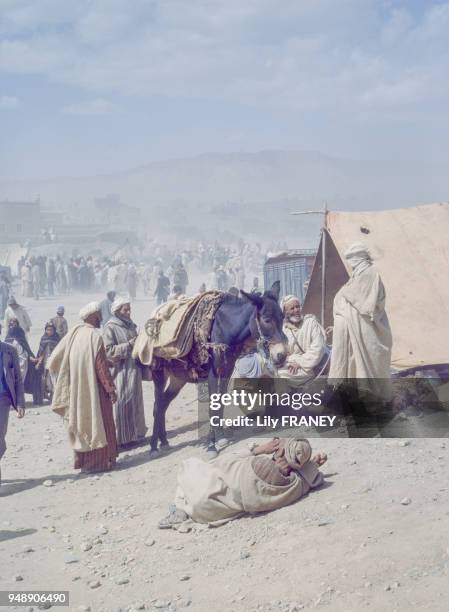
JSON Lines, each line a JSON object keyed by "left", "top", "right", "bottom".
{"left": 328, "top": 243, "right": 392, "bottom": 400}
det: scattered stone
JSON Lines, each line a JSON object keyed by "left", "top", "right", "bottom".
{"left": 23, "top": 546, "right": 35, "bottom": 553}
{"left": 89, "top": 580, "right": 101, "bottom": 589}
{"left": 174, "top": 523, "right": 191, "bottom": 533}
{"left": 340, "top": 504, "right": 349, "bottom": 510}
{"left": 64, "top": 554, "right": 80, "bottom": 564}
{"left": 240, "top": 551, "right": 251, "bottom": 559}
{"left": 116, "top": 577, "right": 130, "bottom": 585}
{"left": 81, "top": 542, "right": 93, "bottom": 552}
{"left": 97, "top": 525, "right": 109, "bottom": 535}
{"left": 153, "top": 601, "right": 171, "bottom": 609}
{"left": 144, "top": 538, "right": 155, "bottom": 547}
{"left": 317, "top": 518, "right": 335, "bottom": 527}
{"left": 43, "top": 480, "right": 54, "bottom": 487}
{"left": 180, "top": 575, "right": 190, "bottom": 581}
{"left": 400, "top": 497, "right": 412, "bottom": 506}
{"left": 77, "top": 607, "right": 91, "bottom": 612}
{"left": 14, "top": 574, "right": 24, "bottom": 581}
{"left": 398, "top": 440, "right": 411, "bottom": 447}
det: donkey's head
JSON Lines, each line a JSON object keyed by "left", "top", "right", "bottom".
{"left": 241, "top": 281, "right": 288, "bottom": 367}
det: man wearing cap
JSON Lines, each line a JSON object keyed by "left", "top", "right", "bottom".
{"left": 103, "top": 296, "right": 146, "bottom": 448}
{"left": 48, "top": 302, "right": 118, "bottom": 473}
{"left": 51, "top": 305, "right": 68, "bottom": 338}
{"left": 277, "top": 295, "right": 327, "bottom": 386}
{"left": 4, "top": 296, "right": 32, "bottom": 338}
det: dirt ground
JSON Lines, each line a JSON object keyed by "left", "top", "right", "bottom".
{"left": 1, "top": 292, "right": 448, "bottom": 612}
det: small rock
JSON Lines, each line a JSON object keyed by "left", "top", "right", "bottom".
{"left": 144, "top": 538, "right": 155, "bottom": 547}
{"left": 116, "top": 577, "right": 129, "bottom": 585}
{"left": 23, "top": 546, "right": 35, "bottom": 553}
{"left": 240, "top": 551, "right": 251, "bottom": 559}
{"left": 81, "top": 542, "right": 92, "bottom": 552}
{"left": 317, "top": 518, "right": 335, "bottom": 527}
{"left": 153, "top": 601, "right": 171, "bottom": 609}
{"left": 64, "top": 554, "right": 80, "bottom": 564}
{"left": 180, "top": 575, "right": 190, "bottom": 581}
{"left": 77, "top": 607, "right": 91, "bottom": 612}
{"left": 97, "top": 525, "right": 109, "bottom": 535}
{"left": 14, "top": 574, "right": 24, "bottom": 581}
{"left": 174, "top": 523, "right": 191, "bottom": 533}
{"left": 400, "top": 497, "right": 412, "bottom": 505}
{"left": 43, "top": 480, "right": 54, "bottom": 487}
{"left": 89, "top": 580, "right": 101, "bottom": 589}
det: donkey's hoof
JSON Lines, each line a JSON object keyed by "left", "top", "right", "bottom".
{"left": 206, "top": 444, "right": 218, "bottom": 460}
{"left": 149, "top": 448, "right": 159, "bottom": 459}
{"left": 159, "top": 442, "right": 170, "bottom": 453}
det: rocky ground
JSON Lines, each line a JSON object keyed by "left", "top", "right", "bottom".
{"left": 1, "top": 292, "right": 448, "bottom": 612}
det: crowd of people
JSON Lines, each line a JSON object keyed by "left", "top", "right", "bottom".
{"left": 14, "top": 239, "right": 268, "bottom": 303}
{"left": 0, "top": 240, "right": 391, "bottom": 528}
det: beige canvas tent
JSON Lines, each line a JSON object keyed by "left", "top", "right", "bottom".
{"left": 302, "top": 202, "right": 449, "bottom": 370}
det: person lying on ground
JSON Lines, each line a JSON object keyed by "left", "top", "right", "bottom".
{"left": 158, "top": 437, "right": 327, "bottom": 528}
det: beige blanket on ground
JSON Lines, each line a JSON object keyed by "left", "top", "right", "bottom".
{"left": 175, "top": 444, "right": 323, "bottom": 526}
{"left": 48, "top": 323, "right": 107, "bottom": 451}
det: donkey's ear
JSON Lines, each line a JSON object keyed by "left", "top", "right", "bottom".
{"left": 240, "top": 290, "right": 264, "bottom": 308}
{"left": 266, "top": 280, "right": 281, "bottom": 301}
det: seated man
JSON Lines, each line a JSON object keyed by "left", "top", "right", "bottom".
{"left": 158, "top": 437, "right": 327, "bottom": 528}
{"left": 277, "top": 295, "right": 327, "bottom": 386}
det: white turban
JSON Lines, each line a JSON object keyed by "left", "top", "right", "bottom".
{"left": 79, "top": 301, "right": 101, "bottom": 321}
{"left": 281, "top": 294, "right": 300, "bottom": 312}
{"left": 111, "top": 295, "right": 130, "bottom": 313}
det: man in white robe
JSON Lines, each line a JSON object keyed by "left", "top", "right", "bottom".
{"left": 328, "top": 243, "right": 392, "bottom": 401}
{"left": 277, "top": 295, "right": 327, "bottom": 387}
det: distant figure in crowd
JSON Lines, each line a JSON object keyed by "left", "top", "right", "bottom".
{"left": 173, "top": 262, "right": 188, "bottom": 294}
{"left": 35, "top": 322, "right": 60, "bottom": 403}
{"left": 51, "top": 306, "right": 68, "bottom": 338}
{"left": 0, "top": 323, "right": 25, "bottom": 484}
{"left": 159, "top": 438, "right": 326, "bottom": 528}
{"left": 4, "top": 297, "right": 32, "bottom": 338}
{"left": 31, "top": 260, "right": 40, "bottom": 300}
{"left": 228, "top": 286, "right": 239, "bottom": 297}
{"left": 99, "top": 291, "right": 116, "bottom": 327}
{"left": 126, "top": 263, "right": 137, "bottom": 299}
{"left": 48, "top": 302, "right": 118, "bottom": 473}
{"left": 328, "top": 243, "right": 392, "bottom": 400}
{"left": 154, "top": 271, "right": 170, "bottom": 305}
{"left": 277, "top": 295, "right": 327, "bottom": 386}
{"left": 103, "top": 297, "right": 146, "bottom": 448}
{"left": 46, "top": 258, "right": 56, "bottom": 296}
{"left": 21, "top": 263, "right": 33, "bottom": 297}
{"left": 0, "top": 273, "right": 10, "bottom": 319}
{"left": 168, "top": 284, "right": 184, "bottom": 301}
{"left": 198, "top": 282, "right": 207, "bottom": 293}
{"left": 250, "top": 277, "right": 260, "bottom": 293}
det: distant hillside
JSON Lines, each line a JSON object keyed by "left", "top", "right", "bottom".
{"left": 1, "top": 150, "right": 447, "bottom": 246}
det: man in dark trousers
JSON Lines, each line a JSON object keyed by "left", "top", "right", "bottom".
{"left": 0, "top": 322, "right": 25, "bottom": 485}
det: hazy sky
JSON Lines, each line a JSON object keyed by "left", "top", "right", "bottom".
{"left": 1, "top": 0, "right": 449, "bottom": 178}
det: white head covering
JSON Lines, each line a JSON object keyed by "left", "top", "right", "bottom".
{"left": 344, "top": 243, "right": 372, "bottom": 276}
{"left": 79, "top": 301, "right": 101, "bottom": 321}
{"left": 280, "top": 294, "right": 300, "bottom": 312}
{"left": 111, "top": 295, "right": 130, "bottom": 314}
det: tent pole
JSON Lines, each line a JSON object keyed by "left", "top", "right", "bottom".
{"left": 320, "top": 203, "right": 328, "bottom": 327}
